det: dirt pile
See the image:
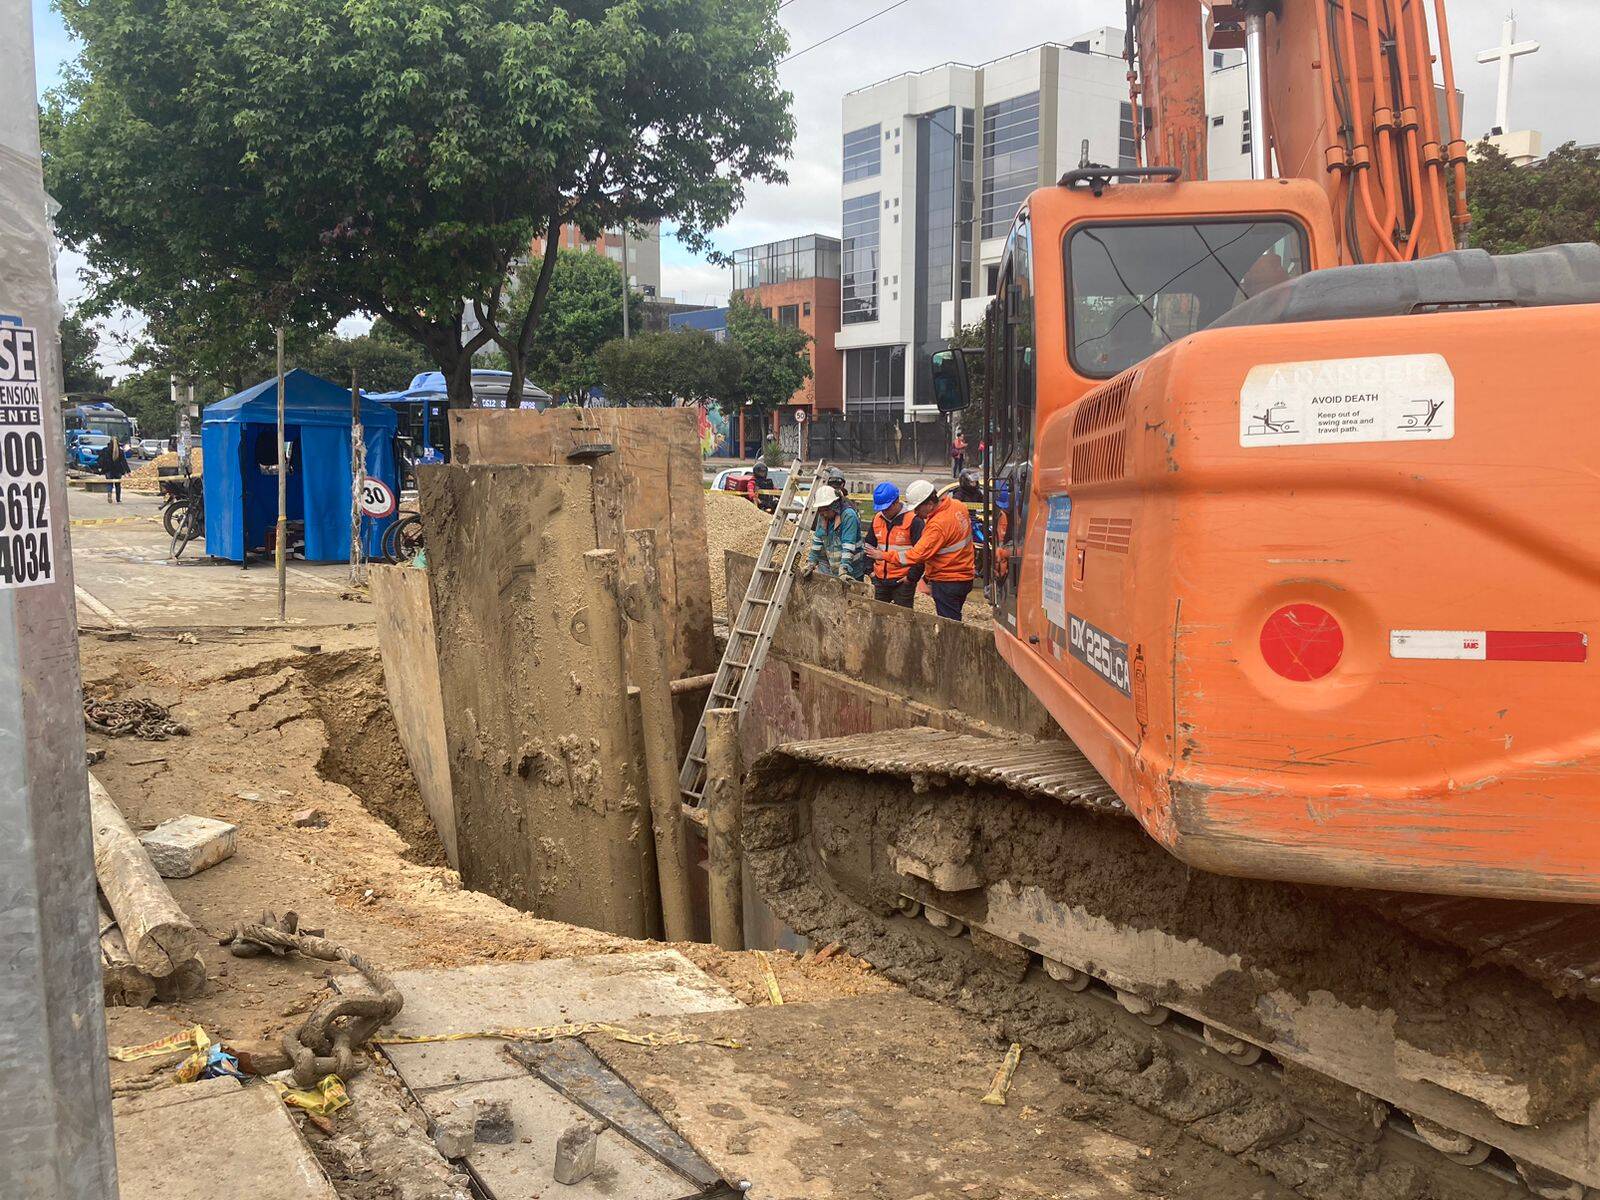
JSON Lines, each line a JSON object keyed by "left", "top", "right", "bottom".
{"left": 705, "top": 489, "right": 775, "bottom": 618}
{"left": 125, "top": 449, "right": 204, "bottom": 492}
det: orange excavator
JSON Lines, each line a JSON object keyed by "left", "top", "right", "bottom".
{"left": 741, "top": 2, "right": 1600, "bottom": 1195}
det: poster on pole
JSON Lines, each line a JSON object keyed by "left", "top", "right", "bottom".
{"left": 0, "top": 318, "right": 55, "bottom": 589}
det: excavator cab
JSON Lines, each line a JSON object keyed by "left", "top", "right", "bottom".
{"left": 981, "top": 171, "right": 1600, "bottom": 902}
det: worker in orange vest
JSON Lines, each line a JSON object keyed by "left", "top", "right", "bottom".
{"left": 864, "top": 479, "right": 975, "bottom": 620}
{"left": 862, "top": 482, "right": 925, "bottom": 607}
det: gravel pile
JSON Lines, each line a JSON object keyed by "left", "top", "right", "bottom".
{"left": 125, "top": 449, "right": 203, "bottom": 493}
{"left": 705, "top": 489, "right": 778, "bottom": 619}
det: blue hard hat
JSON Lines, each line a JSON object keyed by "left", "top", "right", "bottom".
{"left": 872, "top": 481, "right": 900, "bottom": 512}
{"left": 996, "top": 481, "right": 1012, "bottom": 507}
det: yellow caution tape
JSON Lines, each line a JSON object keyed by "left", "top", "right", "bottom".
{"left": 109, "top": 1024, "right": 210, "bottom": 1063}
{"left": 756, "top": 951, "right": 784, "bottom": 1006}
{"left": 271, "top": 1074, "right": 351, "bottom": 1115}
{"left": 70, "top": 516, "right": 152, "bottom": 527}
{"left": 373, "top": 1020, "right": 743, "bottom": 1051}
{"left": 981, "top": 1042, "right": 1023, "bottom": 1106}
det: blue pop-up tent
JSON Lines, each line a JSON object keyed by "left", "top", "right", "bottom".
{"left": 202, "top": 369, "right": 399, "bottom": 562}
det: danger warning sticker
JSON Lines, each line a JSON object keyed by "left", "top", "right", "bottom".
{"left": 1390, "top": 629, "right": 1587, "bottom": 663}
{"left": 1240, "top": 353, "right": 1454, "bottom": 448}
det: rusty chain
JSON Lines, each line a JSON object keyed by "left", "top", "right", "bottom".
{"left": 219, "top": 911, "right": 403, "bottom": 1087}
{"left": 84, "top": 696, "right": 189, "bottom": 740}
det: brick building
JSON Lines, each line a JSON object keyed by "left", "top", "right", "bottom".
{"left": 730, "top": 234, "right": 843, "bottom": 422}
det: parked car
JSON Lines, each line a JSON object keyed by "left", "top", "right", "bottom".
{"left": 72, "top": 433, "right": 112, "bottom": 472}
{"left": 141, "top": 439, "right": 166, "bottom": 458}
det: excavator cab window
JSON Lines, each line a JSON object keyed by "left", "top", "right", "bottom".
{"left": 1066, "top": 219, "right": 1309, "bottom": 378}
{"left": 988, "top": 210, "right": 1034, "bottom": 632}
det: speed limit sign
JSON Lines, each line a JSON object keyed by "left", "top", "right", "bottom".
{"left": 794, "top": 409, "right": 807, "bottom": 423}
{"left": 358, "top": 476, "right": 397, "bottom": 519}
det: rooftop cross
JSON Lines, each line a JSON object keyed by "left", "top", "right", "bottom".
{"left": 1475, "top": 15, "right": 1540, "bottom": 134}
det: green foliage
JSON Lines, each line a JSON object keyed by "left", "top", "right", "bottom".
{"left": 723, "top": 297, "right": 811, "bottom": 419}
{"left": 42, "top": 0, "right": 795, "bottom": 408}
{"left": 487, "top": 250, "right": 643, "bottom": 402}
{"left": 107, "top": 367, "right": 226, "bottom": 438}
{"left": 59, "top": 309, "right": 110, "bottom": 394}
{"left": 1468, "top": 141, "right": 1600, "bottom": 255}
{"left": 596, "top": 330, "right": 741, "bottom": 407}
{"left": 289, "top": 322, "right": 436, "bottom": 393}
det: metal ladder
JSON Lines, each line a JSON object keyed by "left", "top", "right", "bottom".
{"left": 679, "top": 461, "right": 830, "bottom": 808}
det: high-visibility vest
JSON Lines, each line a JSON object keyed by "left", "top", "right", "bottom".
{"left": 870, "top": 509, "right": 920, "bottom": 582}
{"left": 899, "top": 497, "right": 976, "bottom": 582}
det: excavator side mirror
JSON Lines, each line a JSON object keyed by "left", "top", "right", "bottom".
{"left": 930, "top": 350, "right": 970, "bottom": 414}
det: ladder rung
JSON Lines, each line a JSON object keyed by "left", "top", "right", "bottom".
{"left": 687, "top": 751, "right": 705, "bottom": 764}
{"left": 733, "top": 627, "right": 761, "bottom": 638}
{"left": 744, "top": 597, "right": 772, "bottom": 605}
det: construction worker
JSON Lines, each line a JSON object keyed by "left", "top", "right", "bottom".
{"left": 865, "top": 479, "right": 975, "bottom": 620}
{"left": 805, "top": 484, "right": 862, "bottom": 580}
{"left": 862, "top": 481, "right": 924, "bottom": 607}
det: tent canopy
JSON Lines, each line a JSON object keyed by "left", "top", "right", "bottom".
{"left": 201, "top": 369, "right": 399, "bottom": 563}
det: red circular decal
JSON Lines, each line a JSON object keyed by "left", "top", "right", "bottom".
{"left": 1259, "top": 604, "right": 1344, "bottom": 681}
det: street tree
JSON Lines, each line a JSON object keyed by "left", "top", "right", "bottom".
{"left": 722, "top": 298, "right": 811, "bottom": 422}
{"left": 492, "top": 250, "right": 644, "bottom": 402}
{"left": 596, "top": 330, "right": 742, "bottom": 407}
{"left": 43, "top": 0, "right": 795, "bottom": 409}
{"left": 1468, "top": 141, "right": 1600, "bottom": 254}
{"left": 59, "top": 309, "right": 110, "bottom": 394}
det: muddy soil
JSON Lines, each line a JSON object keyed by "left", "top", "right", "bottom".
{"left": 744, "top": 769, "right": 1531, "bottom": 1200}
{"left": 800, "top": 771, "right": 1600, "bottom": 1124}
{"left": 85, "top": 628, "right": 888, "bottom": 1107}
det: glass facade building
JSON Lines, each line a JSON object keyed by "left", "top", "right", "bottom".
{"left": 844, "top": 345, "right": 905, "bottom": 414}
{"left": 843, "top": 124, "right": 883, "bottom": 182}
{"left": 981, "top": 91, "right": 1041, "bottom": 239}
{"left": 841, "top": 194, "right": 881, "bottom": 325}
{"left": 913, "top": 106, "right": 974, "bottom": 405}
{"left": 731, "top": 235, "right": 841, "bottom": 292}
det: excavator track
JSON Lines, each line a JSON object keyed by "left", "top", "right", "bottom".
{"left": 743, "top": 728, "right": 1600, "bottom": 1198}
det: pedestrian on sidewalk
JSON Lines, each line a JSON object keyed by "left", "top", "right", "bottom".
{"left": 950, "top": 432, "right": 967, "bottom": 479}
{"left": 863, "top": 482, "right": 924, "bottom": 608}
{"left": 98, "top": 438, "right": 130, "bottom": 503}
{"left": 865, "top": 479, "right": 975, "bottom": 620}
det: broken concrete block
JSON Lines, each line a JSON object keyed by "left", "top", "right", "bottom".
{"left": 138, "top": 816, "right": 238, "bottom": 879}
{"left": 553, "top": 1120, "right": 602, "bottom": 1185}
{"left": 430, "top": 1104, "right": 475, "bottom": 1160}
{"left": 292, "top": 808, "right": 327, "bottom": 829}
{"left": 473, "top": 1097, "right": 514, "bottom": 1144}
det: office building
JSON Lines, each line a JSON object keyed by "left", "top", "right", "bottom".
{"left": 731, "top": 235, "right": 844, "bottom": 416}
{"left": 530, "top": 221, "right": 663, "bottom": 298}
{"left": 836, "top": 32, "right": 1253, "bottom": 415}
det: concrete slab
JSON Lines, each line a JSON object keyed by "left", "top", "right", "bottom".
{"left": 378, "top": 952, "right": 738, "bottom": 1200}
{"left": 381, "top": 950, "right": 739, "bottom": 1092}
{"left": 113, "top": 1078, "right": 336, "bottom": 1200}
{"left": 416, "top": 1074, "right": 696, "bottom": 1200}
{"left": 68, "top": 490, "right": 374, "bottom": 629}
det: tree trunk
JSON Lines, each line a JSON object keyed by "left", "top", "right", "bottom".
{"left": 88, "top": 773, "right": 201, "bottom": 976}
{"left": 97, "top": 895, "right": 156, "bottom": 1008}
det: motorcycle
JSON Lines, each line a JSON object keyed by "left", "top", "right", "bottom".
{"left": 158, "top": 475, "right": 204, "bottom": 558}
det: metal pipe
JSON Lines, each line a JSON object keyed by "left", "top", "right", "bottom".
{"left": 1333, "top": 0, "right": 1403, "bottom": 261}
{"left": 704, "top": 707, "right": 746, "bottom": 951}
{"left": 1430, "top": 0, "right": 1469, "bottom": 236}
{"left": 276, "top": 327, "right": 287, "bottom": 621}
{"left": 1405, "top": 0, "right": 1454, "bottom": 251}
{"left": 1245, "top": 10, "right": 1271, "bottom": 179}
{"left": 0, "top": 6, "right": 119, "bottom": 1190}
{"left": 1386, "top": 0, "right": 1433, "bottom": 259}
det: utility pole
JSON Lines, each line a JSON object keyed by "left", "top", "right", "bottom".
{"left": 0, "top": 5, "right": 119, "bottom": 1196}
{"left": 275, "top": 328, "right": 287, "bottom": 622}
{"left": 620, "top": 225, "right": 632, "bottom": 341}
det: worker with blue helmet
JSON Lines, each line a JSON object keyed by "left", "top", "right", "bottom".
{"left": 862, "top": 480, "right": 926, "bottom": 608}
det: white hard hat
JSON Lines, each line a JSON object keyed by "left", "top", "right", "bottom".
{"left": 813, "top": 484, "right": 839, "bottom": 508}
{"left": 904, "top": 479, "right": 936, "bottom": 508}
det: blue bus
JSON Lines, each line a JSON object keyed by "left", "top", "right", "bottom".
{"left": 62, "top": 395, "right": 138, "bottom": 470}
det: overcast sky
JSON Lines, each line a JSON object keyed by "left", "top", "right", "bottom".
{"left": 30, "top": 0, "right": 1595, "bottom": 360}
